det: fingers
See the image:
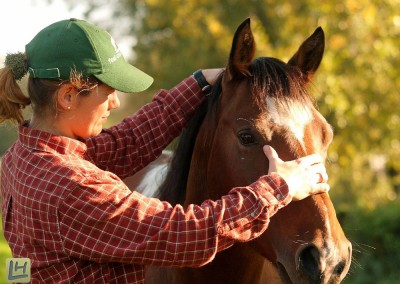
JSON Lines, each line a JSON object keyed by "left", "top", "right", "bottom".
{"left": 291, "top": 182, "right": 330, "bottom": 201}
{"left": 295, "top": 153, "right": 327, "bottom": 184}
{"left": 263, "top": 146, "right": 281, "bottom": 175}
{"left": 315, "top": 172, "right": 328, "bottom": 184}
{"left": 202, "top": 68, "right": 225, "bottom": 85}
{"left": 262, "top": 145, "right": 329, "bottom": 186}
{"left": 263, "top": 145, "right": 279, "bottom": 160}
{"left": 320, "top": 172, "right": 328, "bottom": 183}
{"left": 264, "top": 146, "right": 324, "bottom": 167}
{"left": 308, "top": 163, "right": 328, "bottom": 183}
{"left": 311, "top": 183, "right": 330, "bottom": 194}
{"left": 297, "top": 153, "right": 323, "bottom": 166}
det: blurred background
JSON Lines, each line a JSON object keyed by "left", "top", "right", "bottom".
{"left": 1, "top": 0, "right": 399, "bottom": 283}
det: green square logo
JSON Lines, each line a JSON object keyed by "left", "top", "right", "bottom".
{"left": 6, "top": 258, "right": 31, "bottom": 283}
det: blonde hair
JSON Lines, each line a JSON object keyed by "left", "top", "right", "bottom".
{"left": 0, "top": 53, "right": 99, "bottom": 125}
{"left": 0, "top": 64, "right": 31, "bottom": 125}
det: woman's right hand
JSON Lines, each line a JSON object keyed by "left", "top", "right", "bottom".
{"left": 263, "top": 145, "right": 330, "bottom": 201}
{"left": 201, "top": 68, "right": 224, "bottom": 86}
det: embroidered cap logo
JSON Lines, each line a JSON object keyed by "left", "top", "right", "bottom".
{"left": 108, "top": 36, "right": 122, "bottom": 64}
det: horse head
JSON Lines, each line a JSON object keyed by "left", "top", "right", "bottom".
{"left": 181, "top": 18, "right": 352, "bottom": 284}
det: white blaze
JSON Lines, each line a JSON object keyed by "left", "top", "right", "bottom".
{"left": 266, "top": 97, "right": 313, "bottom": 148}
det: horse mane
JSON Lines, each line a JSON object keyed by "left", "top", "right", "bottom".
{"left": 155, "top": 74, "right": 222, "bottom": 205}
{"left": 156, "top": 58, "right": 311, "bottom": 205}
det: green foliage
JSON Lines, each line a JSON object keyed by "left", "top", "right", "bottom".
{"left": 0, "top": 214, "right": 12, "bottom": 283}
{"left": 0, "top": 123, "right": 18, "bottom": 156}
{"left": 345, "top": 201, "right": 400, "bottom": 283}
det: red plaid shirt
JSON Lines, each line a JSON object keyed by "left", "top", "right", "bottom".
{"left": 1, "top": 76, "right": 291, "bottom": 283}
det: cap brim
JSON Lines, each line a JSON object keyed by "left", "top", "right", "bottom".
{"left": 94, "top": 60, "right": 154, "bottom": 93}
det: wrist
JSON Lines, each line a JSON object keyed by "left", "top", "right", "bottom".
{"left": 193, "top": 70, "right": 212, "bottom": 96}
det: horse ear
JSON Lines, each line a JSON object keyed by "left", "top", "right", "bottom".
{"left": 288, "top": 27, "right": 325, "bottom": 80}
{"left": 225, "top": 18, "right": 256, "bottom": 81}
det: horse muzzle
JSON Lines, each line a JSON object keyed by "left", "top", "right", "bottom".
{"left": 278, "top": 240, "right": 352, "bottom": 284}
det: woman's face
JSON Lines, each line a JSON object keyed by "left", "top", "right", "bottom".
{"left": 67, "top": 83, "right": 120, "bottom": 139}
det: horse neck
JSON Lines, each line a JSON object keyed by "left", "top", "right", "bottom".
{"left": 183, "top": 113, "right": 217, "bottom": 206}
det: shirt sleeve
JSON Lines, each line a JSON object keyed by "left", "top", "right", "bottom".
{"left": 58, "top": 173, "right": 291, "bottom": 268}
{"left": 85, "top": 76, "right": 204, "bottom": 179}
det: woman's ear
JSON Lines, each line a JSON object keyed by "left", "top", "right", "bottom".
{"left": 57, "top": 84, "right": 75, "bottom": 111}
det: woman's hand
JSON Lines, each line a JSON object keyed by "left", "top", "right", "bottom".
{"left": 201, "top": 68, "right": 224, "bottom": 85}
{"left": 263, "top": 145, "right": 330, "bottom": 201}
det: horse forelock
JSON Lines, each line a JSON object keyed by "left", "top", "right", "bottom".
{"left": 251, "top": 57, "right": 315, "bottom": 153}
{"left": 250, "top": 57, "right": 311, "bottom": 107}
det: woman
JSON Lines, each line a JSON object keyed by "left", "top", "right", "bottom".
{"left": 0, "top": 19, "right": 329, "bottom": 283}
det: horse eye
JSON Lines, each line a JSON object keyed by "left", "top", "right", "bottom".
{"left": 238, "top": 131, "right": 257, "bottom": 145}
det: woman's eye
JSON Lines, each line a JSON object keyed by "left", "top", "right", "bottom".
{"left": 238, "top": 131, "right": 257, "bottom": 145}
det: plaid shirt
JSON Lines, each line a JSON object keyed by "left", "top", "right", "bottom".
{"left": 1, "top": 76, "right": 291, "bottom": 283}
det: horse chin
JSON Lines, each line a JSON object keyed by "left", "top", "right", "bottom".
{"left": 276, "top": 262, "right": 294, "bottom": 284}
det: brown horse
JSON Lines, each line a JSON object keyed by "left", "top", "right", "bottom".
{"left": 127, "top": 18, "right": 352, "bottom": 284}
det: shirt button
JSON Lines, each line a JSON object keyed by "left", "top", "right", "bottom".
{"left": 250, "top": 212, "right": 257, "bottom": 218}
{"left": 276, "top": 194, "right": 282, "bottom": 200}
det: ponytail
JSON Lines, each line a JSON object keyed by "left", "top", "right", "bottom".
{"left": 0, "top": 52, "right": 31, "bottom": 125}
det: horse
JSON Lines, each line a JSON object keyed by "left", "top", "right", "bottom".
{"left": 126, "top": 18, "right": 352, "bottom": 284}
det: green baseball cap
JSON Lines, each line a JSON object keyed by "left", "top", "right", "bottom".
{"left": 25, "top": 18, "right": 153, "bottom": 93}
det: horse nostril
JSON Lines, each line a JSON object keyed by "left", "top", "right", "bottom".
{"left": 333, "top": 260, "right": 345, "bottom": 275}
{"left": 333, "top": 243, "right": 351, "bottom": 278}
{"left": 298, "top": 245, "right": 323, "bottom": 283}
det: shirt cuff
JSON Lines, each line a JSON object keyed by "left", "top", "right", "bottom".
{"left": 251, "top": 173, "right": 292, "bottom": 209}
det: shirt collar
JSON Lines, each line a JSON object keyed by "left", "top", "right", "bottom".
{"left": 18, "top": 121, "right": 87, "bottom": 158}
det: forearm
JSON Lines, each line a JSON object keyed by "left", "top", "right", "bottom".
{"left": 59, "top": 173, "right": 290, "bottom": 267}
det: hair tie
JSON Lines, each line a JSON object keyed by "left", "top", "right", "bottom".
{"left": 4, "top": 52, "right": 28, "bottom": 81}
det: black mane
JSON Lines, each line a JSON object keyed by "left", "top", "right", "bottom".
{"left": 156, "top": 74, "right": 222, "bottom": 205}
